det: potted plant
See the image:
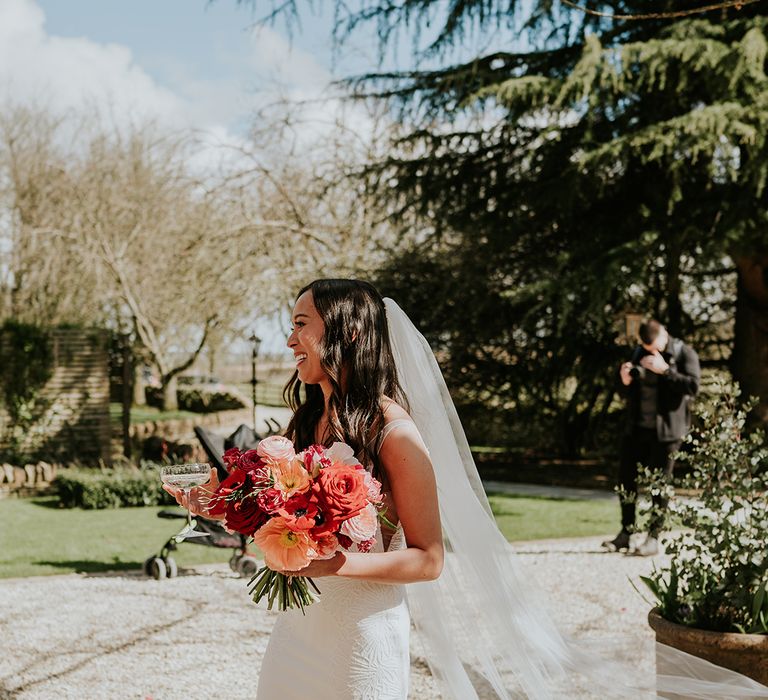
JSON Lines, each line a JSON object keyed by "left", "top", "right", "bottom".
{"left": 637, "top": 381, "right": 768, "bottom": 685}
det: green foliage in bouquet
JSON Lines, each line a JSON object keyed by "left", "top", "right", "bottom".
{"left": 55, "top": 464, "right": 177, "bottom": 509}
{"left": 639, "top": 381, "right": 768, "bottom": 634}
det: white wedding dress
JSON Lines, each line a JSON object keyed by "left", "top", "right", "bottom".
{"left": 255, "top": 420, "right": 413, "bottom": 700}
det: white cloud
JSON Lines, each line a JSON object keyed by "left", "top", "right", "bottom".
{"left": 0, "top": 0, "right": 376, "bottom": 164}
{"left": 240, "top": 25, "right": 378, "bottom": 155}
{"left": 0, "top": 0, "right": 189, "bottom": 127}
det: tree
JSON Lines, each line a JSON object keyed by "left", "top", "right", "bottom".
{"left": 0, "top": 102, "right": 402, "bottom": 409}
{"left": 244, "top": 1, "right": 768, "bottom": 450}
{"left": 0, "top": 108, "right": 258, "bottom": 408}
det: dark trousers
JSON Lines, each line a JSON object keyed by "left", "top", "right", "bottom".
{"left": 619, "top": 427, "right": 681, "bottom": 536}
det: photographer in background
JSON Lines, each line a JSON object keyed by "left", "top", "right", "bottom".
{"left": 602, "top": 319, "right": 701, "bottom": 556}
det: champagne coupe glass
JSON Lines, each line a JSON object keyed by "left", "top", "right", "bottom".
{"left": 160, "top": 463, "right": 212, "bottom": 540}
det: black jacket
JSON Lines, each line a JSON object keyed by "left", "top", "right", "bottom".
{"left": 618, "top": 338, "right": 701, "bottom": 442}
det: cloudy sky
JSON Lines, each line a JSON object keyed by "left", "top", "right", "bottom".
{"left": 0, "top": 0, "right": 508, "bottom": 355}
{"left": 0, "top": 0, "right": 401, "bottom": 144}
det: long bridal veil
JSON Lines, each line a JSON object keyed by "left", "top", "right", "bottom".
{"left": 382, "top": 296, "right": 768, "bottom": 700}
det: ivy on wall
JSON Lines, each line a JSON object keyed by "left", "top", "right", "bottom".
{"left": 0, "top": 320, "right": 54, "bottom": 463}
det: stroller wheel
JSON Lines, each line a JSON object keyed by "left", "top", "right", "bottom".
{"left": 142, "top": 556, "right": 155, "bottom": 576}
{"left": 164, "top": 556, "right": 178, "bottom": 578}
{"left": 229, "top": 554, "right": 240, "bottom": 572}
{"left": 236, "top": 555, "right": 259, "bottom": 578}
{"left": 150, "top": 557, "right": 167, "bottom": 580}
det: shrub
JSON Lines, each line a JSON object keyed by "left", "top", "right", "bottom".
{"left": 54, "top": 464, "right": 177, "bottom": 509}
{"left": 638, "top": 381, "right": 768, "bottom": 634}
{"left": 145, "top": 384, "right": 248, "bottom": 413}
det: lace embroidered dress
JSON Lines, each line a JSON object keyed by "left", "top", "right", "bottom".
{"left": 255, "top": 419, "right": 415, "bottom": 700}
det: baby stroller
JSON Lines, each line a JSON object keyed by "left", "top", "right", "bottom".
{"left": 143, "top": 419, "right": 282, "bottom": 580}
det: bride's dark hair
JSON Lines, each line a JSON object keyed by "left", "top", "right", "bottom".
{"left": 283, "top": 279, "right": 410, "bottom": 481}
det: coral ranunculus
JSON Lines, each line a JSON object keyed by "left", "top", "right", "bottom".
{"left": 313, "top": 532, "right": 340, "bottom": 559}
{"left": 253, "top": 516, "right": 315, "bottom": 571}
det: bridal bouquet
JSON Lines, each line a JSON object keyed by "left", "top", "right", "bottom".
{"left": 209, "top": 435, "right": 388, "bottom": 612}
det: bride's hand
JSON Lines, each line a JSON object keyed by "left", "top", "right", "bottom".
{"left": 162, "top": 466, "right": 224, "bottom": 520}
{"left": 280, "top": 552, "right": 344, "bottom": 578}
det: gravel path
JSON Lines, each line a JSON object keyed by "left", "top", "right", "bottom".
{"left": 0, "top": 533, "right": 664, "bottom": 699}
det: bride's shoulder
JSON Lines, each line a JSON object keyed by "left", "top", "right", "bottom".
{"left": 381, "top": 395, "right": 412, "bottom": 425}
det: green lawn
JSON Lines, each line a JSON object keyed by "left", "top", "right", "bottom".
{"left": 488, "top": 493, "right": 618, "bottom": 541}
{"left": 0, "top": 497, "right": 238, "bottom": 579}
{"left": 0, "top": 493, "right": 621, "bottom": 578}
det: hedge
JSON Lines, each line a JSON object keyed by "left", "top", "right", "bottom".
{"left": 145, "top": 384, "right": 248, "bottom": 413}
{"left": 54, "top": 465, "right": 177, "bottom": 509}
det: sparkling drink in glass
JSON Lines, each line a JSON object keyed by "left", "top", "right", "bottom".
{"left": 160, "top": 462, "right": 213, "bottom": 540}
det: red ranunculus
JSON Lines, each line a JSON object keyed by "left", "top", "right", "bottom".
{"left": 225, "top": 495, "right": 268, "bottom": 537}
{"left": 310, "top": 464, "right": 368, "bottom": 524}
{"left": 222, "top": 447, "right": 242, "bottom": 470}
{"left": 239, "top": 449, "right": 264, "bottom": 471}
{"left": 278, "top": 492, "right": 318, "bottom": 531}
{"left": 256, "top": 486, "right": 285, "bottom": 514}
{"left": 208, "top": 468, "right": 249, "bottom": 516}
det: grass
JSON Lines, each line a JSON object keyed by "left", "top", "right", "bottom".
{"left": 0, "top": 497, "right": 240, "bottom": 579}
{"left": 0, "top": 492, "right": 622, "bottom": 579}
{"left": 488, "top": 492, "right": 618, "bottom": 542}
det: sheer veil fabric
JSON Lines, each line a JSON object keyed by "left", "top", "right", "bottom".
{"left": 382, "top": 297, "right": 768, "bottom": 700}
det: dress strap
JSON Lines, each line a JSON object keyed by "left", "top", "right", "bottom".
{"left": 377, "top": 418, "right": 428, "bottom": 454}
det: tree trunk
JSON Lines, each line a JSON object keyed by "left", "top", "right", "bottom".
{"left": 732, "top": 254, "right": 768, "bottom": 425}
{"left": 132, "top": 364, "right": 147, "bottom": 406}
{"left": 664, "top": 243, "right": 684, "bottom": 337}
{"left": 161, "top": 374, "right": 178, "bottom": 411}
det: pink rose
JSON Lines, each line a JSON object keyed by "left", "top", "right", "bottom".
{"left": 325, "top": 441, "right": 362, "bottom": 468}
{"left": 257, "top": 435, "right": 296, "bottom": 462}
{"left": 362, "top": 472, "right": 383, "bottom": 503}
{"left": 340, "top": 503, "right": 378, "bottom": 543}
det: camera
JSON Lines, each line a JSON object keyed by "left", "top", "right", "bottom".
{"left": 629, "top": 364, "right": 646, "bottom": 380}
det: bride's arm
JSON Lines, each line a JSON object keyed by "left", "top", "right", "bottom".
{"left": 290, "top": 422, "right": 444, "bottom": 584}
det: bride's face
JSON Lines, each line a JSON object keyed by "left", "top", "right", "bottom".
{"left": 287, "top": 290, "right": 327, "bottom": 385}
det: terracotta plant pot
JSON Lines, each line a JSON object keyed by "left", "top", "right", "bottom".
{"left": 648, "top": 608, "right": 768, "bottom": 690}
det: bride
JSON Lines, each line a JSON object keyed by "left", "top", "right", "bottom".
{"left": 166, "top": 278, "right": 768, "bottom": 700}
